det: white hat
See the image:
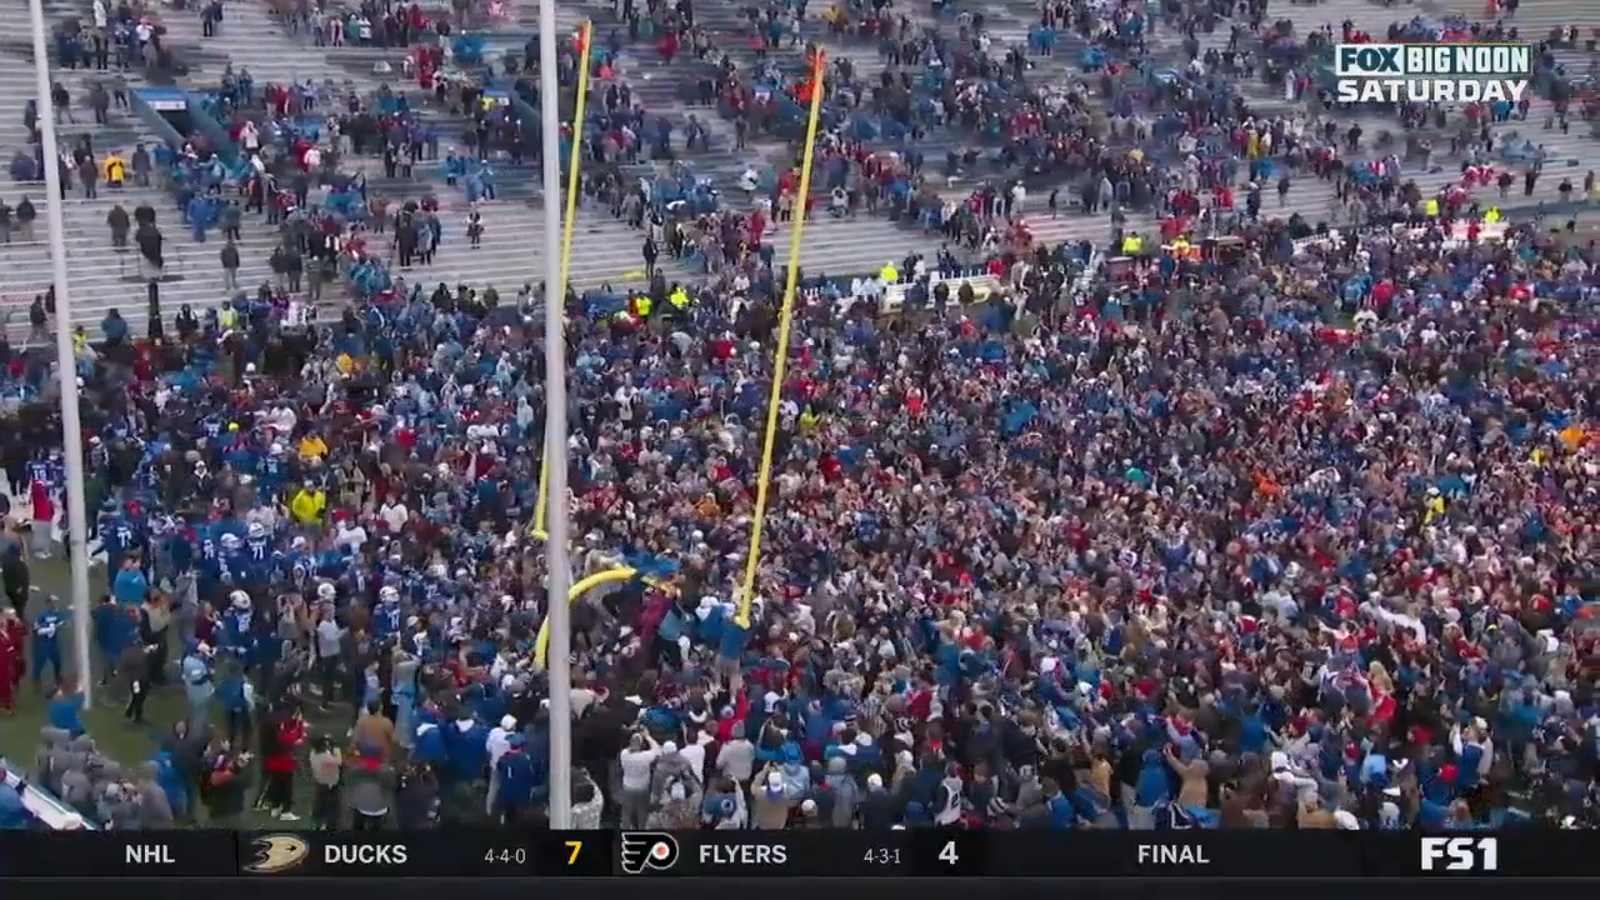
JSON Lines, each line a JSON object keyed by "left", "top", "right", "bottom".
{"left": 500, "top": 715, "right": 517, "bottom": 731}
{"left": 661, "top": 742, "right": 678, "bottom": 755}
{"left": 766, "top": 770, "right": 784, "bottom": 788}
{"left": 867, "top": 773, "right": 883, "bottom": 789}
{"left": 1333, "top": 810, "right": 1360, "bottom": 830}
{"left": 800, "top": 799, "right": 817, "bottom": 814}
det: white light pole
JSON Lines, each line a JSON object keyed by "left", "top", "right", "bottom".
{"left": 29, "top": 0, "right": 95, "bottom": 707}
{"left": 539, "top": 0, "right": 575, "bottom": 830}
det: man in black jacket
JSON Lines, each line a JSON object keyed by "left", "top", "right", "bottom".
{"left": 1, "top": 546, "right": 28, "bottom": 618}
{"left": 107, "top": 203, "right": 130, "bottom": 249}
{"left": 221, "top": 239, "right": 241, "bottom": 292}
{"left": 16, "top": 196, "right": 36, "bottom": 242}
{"left": 136, "top": 222, "right": 163, "bottom": 276}
{"left": 120, "top": 639, "right": 153, "bottom": 723}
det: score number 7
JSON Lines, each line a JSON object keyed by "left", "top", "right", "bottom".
{"left": 566, "top": 841, "right": 583, "bottom": 865}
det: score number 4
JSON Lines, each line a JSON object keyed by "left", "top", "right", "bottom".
{"left": 929, "top": 838, "right": 981, "bottom": 875}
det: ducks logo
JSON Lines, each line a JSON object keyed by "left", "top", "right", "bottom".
{"left": 245, "top": 835, "right": 312, "bottom": 874}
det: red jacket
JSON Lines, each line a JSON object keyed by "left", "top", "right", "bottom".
{"left": 2, "top": 619, "right": 25, "bottom": 678}
{"left": 265, "top": 717, "right": 306, "bottom": 774}
{"left": 30, "top": 480, "right": 52, "bottom": 524}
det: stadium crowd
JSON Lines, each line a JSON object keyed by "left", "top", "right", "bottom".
{"left": 0, "top": 0, "right": 1594, "bottom": 837}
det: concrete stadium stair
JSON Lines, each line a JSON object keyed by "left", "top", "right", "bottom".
{"left": 0, "top": 0, "right": 288, "bottom": 331}
{"left": 0, "top": 47, "right": 278, "bottom": 330}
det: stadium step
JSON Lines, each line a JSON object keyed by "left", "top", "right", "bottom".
{"left": 365, "top": 177, "right": 655, "bottom": 292}
{"left": 197, "top": 1, "right": 368, "bottom": 96}
{"left": 0, "top": 43, "right": 278, "bottom": 331}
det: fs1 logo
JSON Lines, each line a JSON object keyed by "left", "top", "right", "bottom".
{"left": 1420, "top": 837, "right": 1499, "bottom": 872}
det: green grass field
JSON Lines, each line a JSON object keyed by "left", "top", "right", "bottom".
{"left": 2, "top": 556, "right": 324, "bottom": 828}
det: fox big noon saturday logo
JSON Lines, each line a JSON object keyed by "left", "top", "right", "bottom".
{"left": 1334, "top": 43, "right": 1531, "bottom": 104}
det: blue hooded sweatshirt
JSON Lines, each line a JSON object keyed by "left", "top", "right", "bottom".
{"left": 445, "top": 716, "right": 489, "bottom": 782}
{"left": 92, "top": 600, "right": 133, "bottom": 660}
{"left": 46, "top": 691, "right": 85, "bottom": 737}
{"left": 411, "top": 717, "right": 447, "bottom": 764}
{"left": 1134, "top": 748, "right": 1170, "bottom": 807}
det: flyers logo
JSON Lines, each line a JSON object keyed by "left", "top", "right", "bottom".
{"left": 245, "top": 835, "right": 312, "bottom": 874}
{"left": 619, "top": 833, "right": 680, "bottom": 874}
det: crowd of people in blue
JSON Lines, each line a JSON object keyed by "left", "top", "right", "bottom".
{"left": 0, "top": 0, "right": 1595, "bottom": 835}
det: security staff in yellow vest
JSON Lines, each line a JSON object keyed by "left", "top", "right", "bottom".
{"left": 1122, "top": 234, "right": 1144, "bottom": 254}
{"left": 669, "top": 287, "right": 689, "bottom": 311}
{"left": 1424, "top": 198, "right": 1440, "bottom": 218}
{"left": 290, "top": 483, "right": 327, "bottom": 526}
{"left": 879, "top": 263, "right": 899, "bottom": 284}
{"left": 71, "top": 326, "right": 88, "bottom": 356}
{"left": 1484, "top": 207, "right": 1502, "bottom": 224}
{"left": 217, "top": 301, "right": 238, "bottom": 330}
{"left": 634, "top": 295, "right": 652, "bottom": 319}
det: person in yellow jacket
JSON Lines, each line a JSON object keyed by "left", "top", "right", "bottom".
{"left": 298, "top": 433, "right": 328, "bottom": 462}
{"left": 879, "top": 263, "right": 899, "bottom": 283}
{"left": 1422, "top": 487, "right": 1446, "bottom": 525}
{"left": 289, "top": 483, "right": 327, "bottom": 526}
{"left": 1424, "top": 197, "right": 1440, "bottom": 218}
{"left": 102, "top": 154, "right": 126, "bottom": 187}
{"left": 1483, "top": 207, "right": 1501, "bottom": 224}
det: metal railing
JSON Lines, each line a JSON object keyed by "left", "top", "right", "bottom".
{"left": 113, "top": 242, "right": 188, "bottom": 283}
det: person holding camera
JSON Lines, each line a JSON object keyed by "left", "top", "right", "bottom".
{"left": 200, "top": 740, "right": 251, "bottom": 826}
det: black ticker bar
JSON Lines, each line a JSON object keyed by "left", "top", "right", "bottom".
{"left": 969, "top": 832, "right": 1600, "bottom": 878}
{"left": 1364, "top": 832, "right": 1600, "bottom": 878}
{"left": 634, "top": 832, "right": 914, "bottom": 876}
{"left": 238, "top": 830, "right": 547, "bottom": 876}
{"left": 0, "top": 830, "right": 611, "bottom": 877}
{"left": 4, "top": 829, "right": 1598, "bottom": 878}
{"left": 0, "top": 831, "right": 241, "bottom": 877}
{"left": 538, "top": 831, "right": 618, "bottom": 876}
{"left": 979, "top": 831, "right": 1368, "bottom": 877}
